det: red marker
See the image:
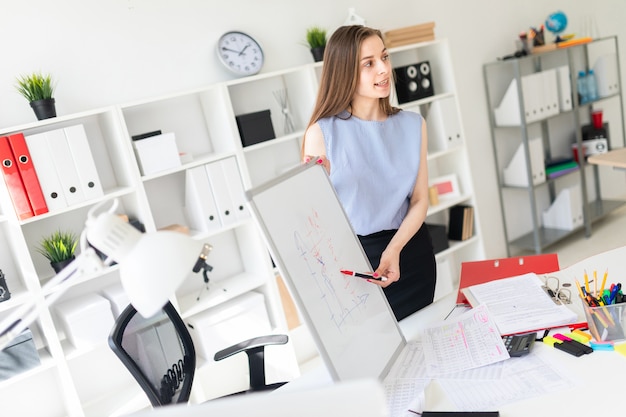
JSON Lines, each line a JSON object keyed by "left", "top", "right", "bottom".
{"left": 340, "top": 270, "right": 387, "bottom": 282}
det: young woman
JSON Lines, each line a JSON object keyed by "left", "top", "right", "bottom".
{"left": 302, "top": 25, "right": 436, "bottom": 321}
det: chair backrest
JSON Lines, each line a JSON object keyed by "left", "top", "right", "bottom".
{"left": 109, "top": 301, "right": 196, "bottom": 406}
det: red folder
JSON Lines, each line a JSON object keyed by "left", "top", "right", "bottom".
{"left": 457, "top": 253, "right": 560, "bottom": 305}
{"left": 7, "top": 133, "right": 48, "bottom": 216}
{"left": 0, "top": 136, "right": 33, "bottom": 220}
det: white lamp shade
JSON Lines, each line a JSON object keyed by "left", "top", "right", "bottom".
{"left": 86, "top": 212, "right": 204, "bottom": 317}
{"left": 120, "top": 231, "right": 204, "bottom": 317}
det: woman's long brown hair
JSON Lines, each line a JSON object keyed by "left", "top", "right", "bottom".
{"left": 301, "top": 25, "right": 400, "bottom": 156}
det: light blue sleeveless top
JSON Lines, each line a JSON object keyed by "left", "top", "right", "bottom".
{"left": 318, "top": 110, "right": 423, "bottom": 235}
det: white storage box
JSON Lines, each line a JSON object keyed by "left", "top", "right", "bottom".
{"left": 54, "top": 294, "right": 114, "bottom": 350}
{"left": 187, "top": 292, "right": 272, "bottom": 360}
{"left": 98, "top": 283, "right": 130, "bottom": 318}
{"left": 132, "top": 132, "right": 181, "bottom": 175}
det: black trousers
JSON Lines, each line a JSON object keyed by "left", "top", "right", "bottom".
{"left": 358, "top": 223, "right": 436, "bottom": 321}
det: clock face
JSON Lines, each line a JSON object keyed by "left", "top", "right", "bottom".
{"left": 217, "top": 31, "right": 264, "bottom": 76}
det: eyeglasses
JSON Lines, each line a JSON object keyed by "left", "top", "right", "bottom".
{"left": 541, "top": 275, "right": 572, "bottom": 305}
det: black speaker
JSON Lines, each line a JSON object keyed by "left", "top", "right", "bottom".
{"left": 393, "top": 61, "right": 434, "bottom": 104}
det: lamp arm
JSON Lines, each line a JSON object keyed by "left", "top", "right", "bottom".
{"left": 0, "top": 198, "right": 211, "bottom": 350}
{"left": 0, "top": 246, "right": 105, "bottom": 351}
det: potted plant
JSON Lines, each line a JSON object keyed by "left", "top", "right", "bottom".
{"left": 37, "top": 230, "right": 77, "bottom": 273}
{"left": 15, "top": 72, "right": 57, "bottom": 120}
{"left": 305, "top": 26, "right": 327, "bottom": 62}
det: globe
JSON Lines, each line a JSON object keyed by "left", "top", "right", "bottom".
{"left": 545, "top": 11, "right": 568, "bottom": 41}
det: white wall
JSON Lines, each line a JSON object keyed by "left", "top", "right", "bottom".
{"left": 1, "top": 0, "right": 624, "bottom": 258}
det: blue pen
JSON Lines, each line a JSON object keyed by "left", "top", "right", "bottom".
{"left": 609, "top": 285, "right": 620, "bottom": 304}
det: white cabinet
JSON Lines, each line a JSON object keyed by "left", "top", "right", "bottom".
{"left": 0, "top": 37, "right": 483, "bottom": 416}
{"left": 483, "top": 36, "right": 626, "bottom": 255}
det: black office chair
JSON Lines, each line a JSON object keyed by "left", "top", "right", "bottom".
{"left": 213, "top": 333, "right": 289, "bottom": 394}
{"left": 108, "top": 302, "right": 196, "bottom": 406}
{"left": 109, "top": 302, "right": 290, "bottom": 407}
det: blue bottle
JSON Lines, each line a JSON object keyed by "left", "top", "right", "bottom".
{"left": 586, "top": 69, "right": 598, "bottom": 102}
{"left": 577, "top": 71, "right": 588, "bottom": 104}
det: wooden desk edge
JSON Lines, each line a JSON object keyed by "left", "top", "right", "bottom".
{"left": 587, "top": 147, "right": 626, "bottom": 169}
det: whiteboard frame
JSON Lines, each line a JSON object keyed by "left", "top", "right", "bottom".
{"left": 245, "top": 161, "right": 406, "bottom": 381}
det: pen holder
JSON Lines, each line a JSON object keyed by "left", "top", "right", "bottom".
{"left": 582, "top": 302, "right": 626, "bottom": 342}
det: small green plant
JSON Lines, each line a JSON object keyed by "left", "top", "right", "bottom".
{"left": 37, "top": 230, "right": 77, "bottom": 264}
{"left": 305, "top": 26, "right": 327, "bottom": 49}
{"left": 15, "top": 72, "right": 55, "bottom": 102}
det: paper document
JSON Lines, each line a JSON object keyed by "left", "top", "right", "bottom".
{"left": 421, "top": 304, "right": 510, "bottom": 376}
{"left": 437, "top": 348, "right": 577, "bottom": 411}
{"left": 461, "top": 273, "right": 579, "bottom": 335}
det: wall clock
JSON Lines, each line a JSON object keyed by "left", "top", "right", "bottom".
{"left": 217, "top": 31, "right": 264, "bottom": 76}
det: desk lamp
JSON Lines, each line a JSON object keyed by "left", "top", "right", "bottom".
{"left": 0, "top": 198, "right": 212, "bottom": 351}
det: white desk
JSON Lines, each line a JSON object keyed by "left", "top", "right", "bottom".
{"left": 283, "top": 246, "right": 626, "bottom": 416}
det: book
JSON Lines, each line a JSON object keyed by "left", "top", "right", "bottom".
{"left": 448, "top": 204, "right": 473, "bottom": 241}
{"left": 547, "top": 166, "right": 579, "bottom": 179}
{"left": 24, "top": 132, "right": 68, "bottom": 212}
{"left": 7, "top": 133, "right": 48, "bottom": 216}
{"left": 0, "top": 136, "right": 33, "bottom": 220}
{"left": 64, "top": 124, "right": 104, "bottom": 201}
{"left": 461, "top": 272, "right": 580, "bottom": 335}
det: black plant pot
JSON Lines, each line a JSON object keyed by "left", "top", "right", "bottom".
{"left": 50, "top": 256, "right": 75, "bottom": 274}
{"left": 310, "top": 46, "right": 325, "bottom": 62}
{"left": 30, "top": 98, "right": 57, "bottom": 120}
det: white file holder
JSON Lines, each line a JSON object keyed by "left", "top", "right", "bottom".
{"left": 542, "top": 184, "right": 583, "bottom": 230}
{"left": 185, "top": 165, "right": 222, "bottom": 233}
{"left": 556, "top": 66, "right": 573, "bottom": 112}
{"left": 494, "top": 70, "right": 559, "bottom": 126}
{"left": 593, "top": 53, "right": 620, "bottom": 98}
{"left": 427, "top": 97, "right": 463, "bottom": 152}
{"left": 503, "top": 137, "right": 546, "bottom": 187}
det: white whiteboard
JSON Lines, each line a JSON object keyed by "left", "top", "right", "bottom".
{"left": 246, "top": 162, "right": 405, "bottom": 381}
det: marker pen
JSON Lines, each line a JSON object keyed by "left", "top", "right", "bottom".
{"left": 340, "top": 270, "right": 388, "bottom": 282}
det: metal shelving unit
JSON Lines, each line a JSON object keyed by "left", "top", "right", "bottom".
{"left": 483, "top": 36, "right": 626, "bottom": 255}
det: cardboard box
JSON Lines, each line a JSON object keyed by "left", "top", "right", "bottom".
{"left": 236, "top": 110, "right": 275, "bottom": 147}
{"left": 132, "top": 132, "right": 181, "bottom": 175}
{"left": 54, "top": 294, "right": 114, "bottom": 349}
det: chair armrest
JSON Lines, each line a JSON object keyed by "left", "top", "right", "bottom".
{"left": 214, "top": 334, "right": 288, "bottom": 361}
